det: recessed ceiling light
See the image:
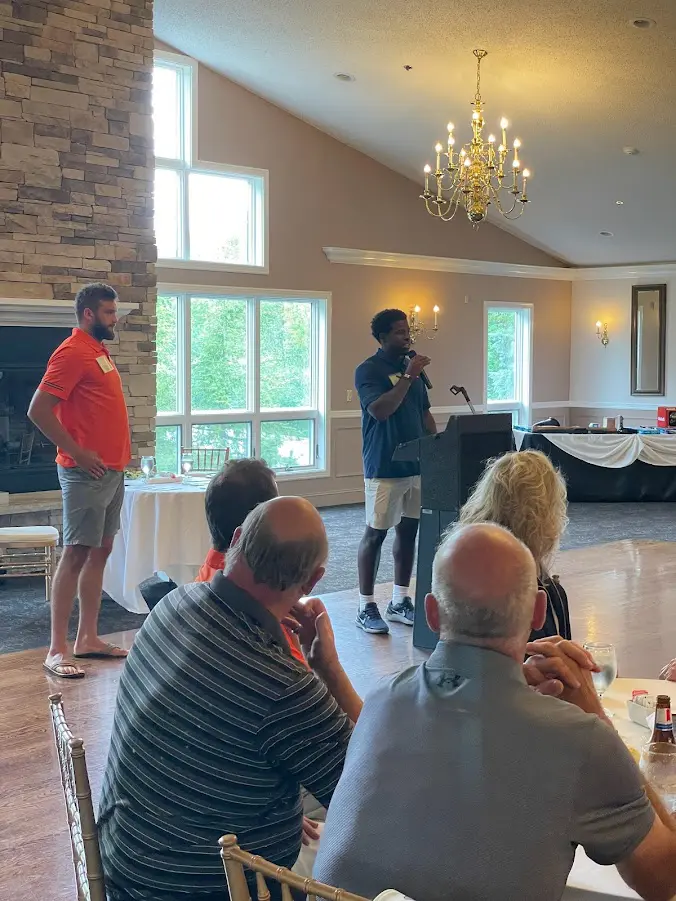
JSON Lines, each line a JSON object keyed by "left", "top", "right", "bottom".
{"left": 600, "top": 231, "right": 614, "bottom": 237}
{"left": 615, "top": 200, "right": 624, "bottom": 205}
{"left": 629, "top": 17, "right": 656, "bottom": 28}
{"left": 623, "top": 146, "right": 640, "bottom": 155}
{"left": 334, "top": 73, "right": 355, "bottom": 82}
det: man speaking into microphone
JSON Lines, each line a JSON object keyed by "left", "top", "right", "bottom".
{"left": 354, "top": 309, "right": 437, "bottom": 635}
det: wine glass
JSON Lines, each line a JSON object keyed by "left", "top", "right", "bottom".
{"left": 181, "top": 451, "right": 194, "bottom": 482}
{"left": 140, "top": 455, "right": 155, "bottom": 481}
{"left": 583, "top": 641, "right": 618, "bottom": 715}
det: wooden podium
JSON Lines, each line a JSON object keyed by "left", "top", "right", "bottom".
{"left": 393, "top": 413, "right": 514, "bottom": 649}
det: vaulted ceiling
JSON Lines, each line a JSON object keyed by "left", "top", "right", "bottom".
{"left": 155, "top": 0, "right": 676, "bottom": 266}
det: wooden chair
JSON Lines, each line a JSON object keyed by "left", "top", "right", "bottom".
{"left": 0, "top": 525, "right": 59, "bottom": 601}
{"left": 48, "top": 693, "right": 106, "bottom": 901}
{"left": 219, "top": 834, "right": 370, "bottom": 901}
{"left": 17, "top": 430, "right": 35, "bottom": 465}
{"left": 181, "top": 446, "right": 231, "bottom": 474}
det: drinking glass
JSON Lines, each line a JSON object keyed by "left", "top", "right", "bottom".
{"left": 181, "top": 452, "right": 194, "bottom": 481}
{"left": 583, "top": 641, "right": 618, "bottom": 715}
{"left": 640, "top": 743, "right": 676, "bottom": 814}
{"left": 140, "top": 455, "right": 155, "bottom": 481}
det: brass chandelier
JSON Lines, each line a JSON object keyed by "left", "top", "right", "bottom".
{"left": 420, "top": 49, "right": 530, "bottom": 225}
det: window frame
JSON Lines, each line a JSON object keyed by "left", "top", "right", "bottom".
{"left": 483, "top": 302, "right": 533, "bottom": 427}
{"left": 153, "top": 50, "right": 269, "bottom": 274}
{"left": 156, "top": 284, "right": 330, "bottom": 480}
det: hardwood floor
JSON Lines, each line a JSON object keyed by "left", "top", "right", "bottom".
{"left": 2, "top": 539, "right": 675, "bottom": 901}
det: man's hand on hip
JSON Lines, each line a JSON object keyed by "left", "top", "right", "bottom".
{"left": 73, "top": 447, "right": 107, "bottom": 478}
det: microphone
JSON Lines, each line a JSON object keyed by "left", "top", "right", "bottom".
{"left": 407, "top": 350, "right": 433, "bottom": 390}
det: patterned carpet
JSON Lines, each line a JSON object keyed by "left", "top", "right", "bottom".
{"left": 2, "top": 502, "right": 676, "bottom": 653}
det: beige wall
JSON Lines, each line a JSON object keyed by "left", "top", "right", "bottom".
{"left": 569, "top": 278, "right": 675, "bottom": 430}
{"left": 157, "top": 49, "right": 572, "bottom": 504}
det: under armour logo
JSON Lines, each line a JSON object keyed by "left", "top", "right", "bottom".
{"left": 438, "top": 671, "right": 463, "bottom": 688}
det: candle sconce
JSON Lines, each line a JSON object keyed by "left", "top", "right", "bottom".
{"left": 409, "top": 304, "right": 440, "bottom": 342}
{"left": 595, "top": 321, "right": 609, "bottom": 347}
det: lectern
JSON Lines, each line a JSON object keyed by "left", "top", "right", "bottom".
{"left": 393, "top": 413, "right": 514, "bottom": 649}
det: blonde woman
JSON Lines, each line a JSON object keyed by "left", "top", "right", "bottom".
{"left": 458, "top": 449, "right": 571, "bottom": 642}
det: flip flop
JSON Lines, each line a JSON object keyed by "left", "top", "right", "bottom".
{"left": 73, "top": 643, "right": 128, "bottom": 660}
{"left": 43, "top": 655, "right": 86, "bottom": 679}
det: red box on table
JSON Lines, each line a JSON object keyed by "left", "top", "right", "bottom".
{"left": 657, "top": 407, "right": 676, "bottom": 428}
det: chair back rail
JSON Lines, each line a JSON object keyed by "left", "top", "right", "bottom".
{"left": 48, "top": 693, "right": 106, "bottom": 901}
{"left": 181, "top": 446, "right": 231, "bottom": 473}
{"left": 219, "top": 834, "right": 370, "bottom": 901}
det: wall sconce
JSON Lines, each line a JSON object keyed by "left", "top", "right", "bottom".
{"left": 596, "top": 321, "right": 609, "bottom": 347}
{"left": 409, "top": 304, "right": 440, "bottom": 342}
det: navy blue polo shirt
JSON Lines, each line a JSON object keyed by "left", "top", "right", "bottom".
{"left": 355, "top": 349, "right": 430, "bottom": 479}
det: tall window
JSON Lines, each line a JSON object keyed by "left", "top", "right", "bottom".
{"left": 155, "top": 291, "right": 328, "bottom": 475}
{"left": 485, "top": 304, "right": 532, "bottom": 425}
{"left": 153, "top": 52, "right": 267, "bottom": 271}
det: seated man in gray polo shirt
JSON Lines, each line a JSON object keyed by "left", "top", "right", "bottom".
{"left": 98, "top": 496, "right": 362, "bottom": 901}
{"left": 315, "top": 523, "right": 676, "bottom": 901}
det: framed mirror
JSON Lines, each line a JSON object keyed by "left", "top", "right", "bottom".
{"left": 631, "top": 284, "right": 666, "bottom": 396}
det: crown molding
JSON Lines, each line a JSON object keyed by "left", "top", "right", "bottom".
{"left": 323, "top": 248, "right": 676, "bottom": 282}
{"left": 0, "top": 298, "right": 138, "bottom": 328}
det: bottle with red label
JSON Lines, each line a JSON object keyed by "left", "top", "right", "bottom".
{"left": 650, "top": 695, "right": 676, "bottom": 744}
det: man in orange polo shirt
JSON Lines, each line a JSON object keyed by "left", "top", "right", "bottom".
{"left": 29, "top": 283, "right": 131, "bottom": 678}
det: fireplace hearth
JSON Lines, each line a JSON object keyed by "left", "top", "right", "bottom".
{"left": 0, "top": 325, "right": 70, "bottom": 494}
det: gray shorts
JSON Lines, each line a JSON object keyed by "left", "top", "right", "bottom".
{"left": 58, "top": 465, "right": 125, "bottom": 548}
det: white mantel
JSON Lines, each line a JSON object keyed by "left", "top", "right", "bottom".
{"left": 0, "top": 297, "right": 139, "bottom": 328}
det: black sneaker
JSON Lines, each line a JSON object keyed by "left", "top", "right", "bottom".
{"left": 385, "top": 596, "right": 415, "bottom": 625}
{"left": 356, "top": 602, "right": 390, "bottom": 634}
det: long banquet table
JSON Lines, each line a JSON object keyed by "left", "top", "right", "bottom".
{"left": 515, "top": 431, "right": 676, "bottom": 501}
{"left": 103, "top": 480, "right": 211, "bottom": 613}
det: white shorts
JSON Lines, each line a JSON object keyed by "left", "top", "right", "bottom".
{"left": 364, "top": 476, "right": 421, "bottom": 531}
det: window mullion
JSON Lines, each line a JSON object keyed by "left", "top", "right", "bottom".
{"left": 181, "top": 170, "right": 190, "bottom": 261}
{"left": 251, "top": 299, "right": 260, "bottom": 457}
{"left": 183, "top": 295, "right": 192, "bottom": 448}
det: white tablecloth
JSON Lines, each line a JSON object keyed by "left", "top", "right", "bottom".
{"left": 514, "top": 431, "right": 676, "bottom": 468}
{"left": 103, "top": 481, "right": 211, "bottom": 613}
{"left": 564, "top": 677, "right": 663, "bottom": 901}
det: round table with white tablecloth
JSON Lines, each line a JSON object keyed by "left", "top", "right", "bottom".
{"left": 102, "top": 480, "right": 211, "bottom": 613}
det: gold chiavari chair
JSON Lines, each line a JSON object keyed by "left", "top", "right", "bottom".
{"left": 219, "top": 834, "right": 370, "bottom": 901}
{"left": 181, "top": 446, "right": 231, "bottom": 474}
{"left": 48, "top": 693, "right": 106, "bottom": 901}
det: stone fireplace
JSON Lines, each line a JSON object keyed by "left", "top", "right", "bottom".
{"left": 0, "top": 0, "right": 157, "bottom": 517}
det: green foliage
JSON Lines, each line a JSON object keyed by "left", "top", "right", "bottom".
{"left": 156, "top": 296, "right": 178, "bottom": 413}
{"left": 191, "top": 297, "right": 247, "bottom": 411}
{"left": 155, "top": 296, "right": 316, "bottom": 472}
{"left": 486, "top": 310, "right": 516, "bottom": 402}
{"left": 259, "top": 301, "right": 311, "bottom": 409}
{"left": 155, "top": 424, "right": 179, "bottom": 473}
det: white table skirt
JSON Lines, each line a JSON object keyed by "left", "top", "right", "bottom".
{"left": 103, "top": 482, "right": 212, "bottom": 613}
{"left": 514, "top": 431, "right": 676, "bottom": 468}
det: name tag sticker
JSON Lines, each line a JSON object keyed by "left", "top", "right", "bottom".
{"left": 96, "top": 355, "right": 114, "bottom": 373}
{"left": 389, "top": 374, "right": 400, "bottom": 386}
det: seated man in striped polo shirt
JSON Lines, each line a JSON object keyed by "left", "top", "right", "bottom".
{"left": 98, "top": 496, "right": 361, "bottom": 901}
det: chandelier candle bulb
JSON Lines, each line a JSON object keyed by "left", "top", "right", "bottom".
{"left": 433, "top": 305, "right": 440, "bottom": 329}
{"left": 423, "top": 164, "right": 431, "bottom": 191}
